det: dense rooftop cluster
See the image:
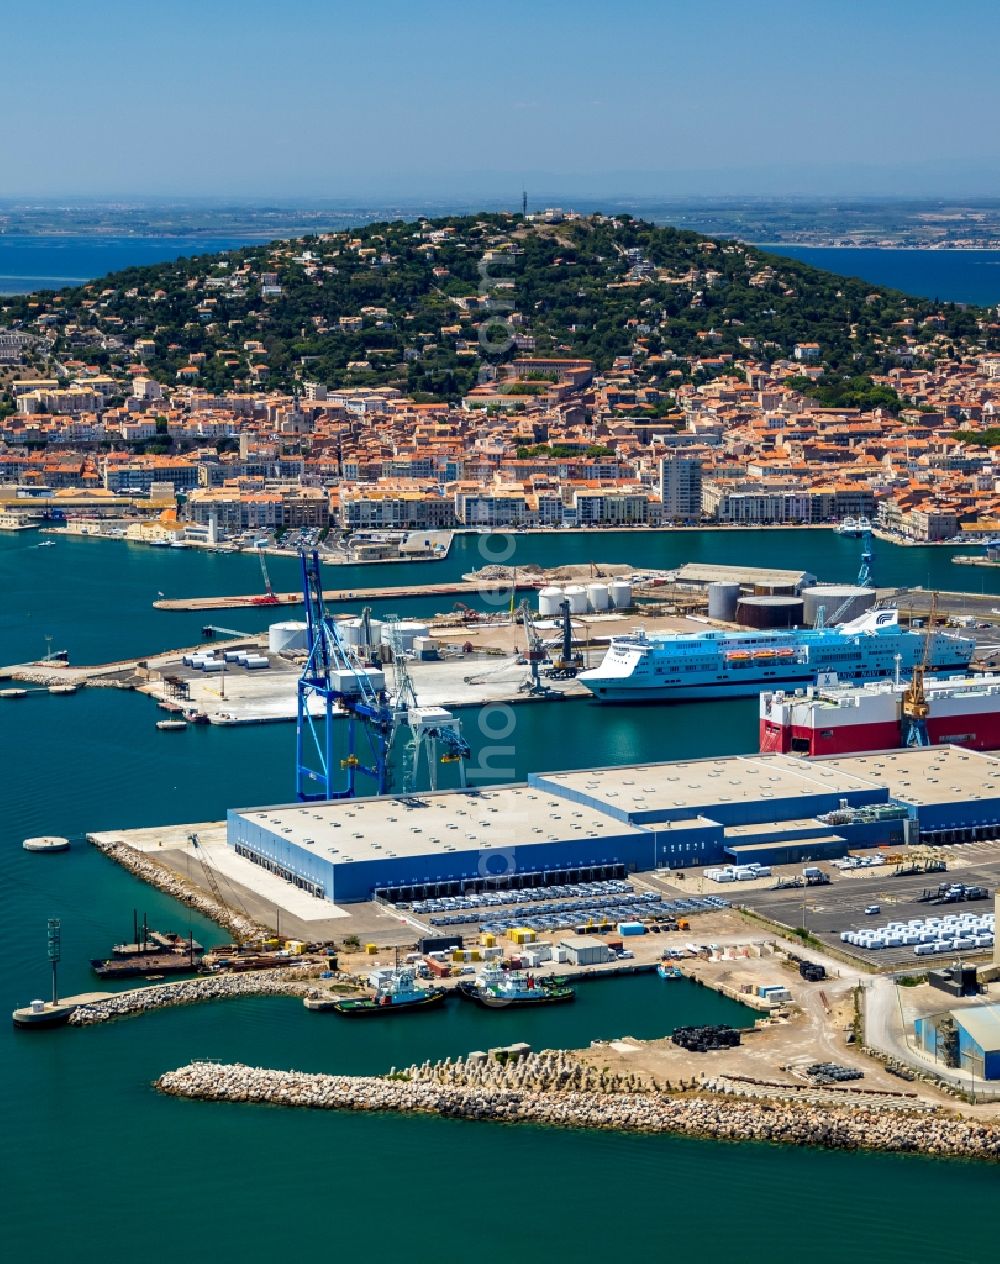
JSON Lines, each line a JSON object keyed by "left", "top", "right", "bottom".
{"left": 3, "top": 213, "right": 1000, "bottom": 539}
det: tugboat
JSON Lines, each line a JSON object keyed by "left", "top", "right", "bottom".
{"left": 457, "top": 962, "right": 575, "bottom": 1009}
{"left": 327, "top": 965, "right": 445, "bottom": 1017}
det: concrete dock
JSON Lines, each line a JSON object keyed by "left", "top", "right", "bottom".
{"left": 153, "top": 578, "right": 525, "bottom": 612}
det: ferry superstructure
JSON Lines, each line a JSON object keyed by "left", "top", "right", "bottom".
{"left": 577, "top": 609, "right": 974, "bottom": 703}
{"left": 760, "top": 674, "right": 1000, "bottom": 757}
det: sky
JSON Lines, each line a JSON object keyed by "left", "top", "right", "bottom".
{"left": 5, "top": 0, "right": 1000, "bottom": 200}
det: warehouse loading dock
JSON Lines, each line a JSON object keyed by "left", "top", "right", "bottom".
{"left": 223, "top": 747, "right": 1000, "bottom": 907}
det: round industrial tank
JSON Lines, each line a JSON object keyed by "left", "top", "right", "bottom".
{"left": 341, "top": 616, "right": 383, "bottom": 649}
{"left": 586, "top": 582, "right": 610, "bottom": 611}
{"left": 801, "top": 585, "right": 875, "bottom": 626}
{"left": 563, "top": 584, "right": 588, "bottom": 614}
{"left": 707, "top": 581, "right": 741, "bottom": 622}
{"left": 380, "top": 621, "right": 430, "bottom": 653}
{"left": 537, "top": 586, "right": 564, "bottom": 617}
{"left": 736, "top": 596, "right": 804, "bottom": 629}
{"left": 609, "top": 578, "right": 633, "bottom": 609}
{"left": 268, "top": 620, "right": 309, "bottom": 654}
{"left": 753, "top": 582, "right": 798, "bottom": 596}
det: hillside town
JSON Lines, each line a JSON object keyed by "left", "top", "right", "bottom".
{"left": 3, "top": 214, "right": 1000, "bottom": 544}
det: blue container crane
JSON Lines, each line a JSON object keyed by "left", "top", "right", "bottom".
{"left": 296, "top": 549, "right": 395, "bottom": 800}
{"left": 295, "top": 550, "right": 470, "bottom": 801}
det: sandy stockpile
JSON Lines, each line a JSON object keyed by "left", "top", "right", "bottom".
{"left": 156, "top": 1052, "right": 1000, "bottom": 1160}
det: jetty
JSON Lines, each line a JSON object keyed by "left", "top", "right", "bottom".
{"left": 155, "top": 1051, "right": 1000, "bottom": 1161}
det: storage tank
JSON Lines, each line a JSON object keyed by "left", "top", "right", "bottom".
{"left": 563, "top": 584, "right": 588, "bottom": 614}
{"left": 586, "top": 582, "right": 610, "bottom": 612}
{"left": 380, "top": 621, "right": 430, "bottom": 653}
{"left": 609, "top": 578, "right": 633, "bottom": 609}
{"left": 537, "top": 586, "right": 564, "bottom": 617}
{"left": 736, "top": 596, "right": 804, "bottom": 629}
{"left": 340, "top": 616, "right": 383, "bottom": 649}
{"left": 801, "top": 585, "right": 876, "bottom": 627}
{"left": 268, "top": 620, "right": 309, "bottom": 654}
{"left": 707, "top": 581, "right": 741, "bottom": 622}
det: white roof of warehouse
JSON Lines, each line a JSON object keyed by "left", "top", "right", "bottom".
{"left": 820, "top": 746, "right": 1000, "bottom": 806}
{"left": 233, "top": 786, "right": 644, "bottom": 865}
{"left": 535, "top": 753, "right": 880, "bottom": 816}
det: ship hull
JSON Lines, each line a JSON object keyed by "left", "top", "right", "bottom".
{"left": 759, "top": 674, "right": 1000, "bottom": 757}
{"left": 332, "top": 989, "right": 446, "bottom": 1017}
{"left": 586, "top": 664, "right": 969, "bottom": 704}
{"left": 457, "top": 982, "right": 575, "bottom": 1008}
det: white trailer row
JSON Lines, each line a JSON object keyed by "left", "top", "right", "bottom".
{"left": 182, "top": 650, "right": 270, "bottom": 672}
{"left": 703, "top": 863, "right": 772, "bottom": 884}
{"left": 841, "top": 912, "right": 995, "bottom": 955}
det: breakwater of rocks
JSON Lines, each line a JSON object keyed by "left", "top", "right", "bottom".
{"left": 88, "top": 834, "right": 267, "bottom": 942}
{"left": 156, "top": 1052, "right": 1000, "bottom": 1161}
{"left": 69, "top": 968, "right": 315, "bottom": 1026}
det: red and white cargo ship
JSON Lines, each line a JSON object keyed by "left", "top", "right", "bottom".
{"left": 759, "top": 674, "right": 1000, "bottom": 756}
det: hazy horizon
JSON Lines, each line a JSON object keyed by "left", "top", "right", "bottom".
{"left": 5, "top": 1, "right": 1000, "bottom": 202}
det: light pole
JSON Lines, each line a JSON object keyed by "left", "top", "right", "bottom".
{"left": 47, "top": 917, "right": 61, "bottom": 1006}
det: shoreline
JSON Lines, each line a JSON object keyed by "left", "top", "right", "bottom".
{"left": 156, "top": 1054, "right": 1000, "bottom": 1161}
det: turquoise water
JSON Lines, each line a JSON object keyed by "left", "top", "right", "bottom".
{"left": 3, "top": 527, "right": 988, "bottom": 666}
{"left": 774, "top": 245, "right": 1000, "bottom": 306}
{"left": 3, "top": 533, "right": 1000, "bottom": 1262}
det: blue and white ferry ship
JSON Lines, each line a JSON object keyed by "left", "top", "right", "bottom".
{"left": 578, "top": 609, "right": 974, "bottom": 703}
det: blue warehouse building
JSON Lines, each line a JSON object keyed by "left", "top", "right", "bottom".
{"left": 226, "top": 746, "right": 1000, "bottom": 906}
{"left": 915, "top": 1004, "right": 1000, "bottom": 1081}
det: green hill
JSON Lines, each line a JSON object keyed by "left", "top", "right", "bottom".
{"left": 1, "top": 213, "right": 990, "bottom": 404}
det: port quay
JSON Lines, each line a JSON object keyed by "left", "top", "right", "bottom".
{"left": 11, "top": 525, "right": 1000, "bottom": 1264}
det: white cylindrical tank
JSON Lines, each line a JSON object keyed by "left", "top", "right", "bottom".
{"left": 609, "top": 578, "right": 633, "bottom": 609}
{"left": 340, "top": 617, "right": 383, "bottom": 649}
{"left": 801, "top": 585, "right": 876, "bottom": 626}
{"left": 707, "top": 581, "right": 741, "bottom": 622}
{"left": 586, "top": 582, "right": 610, "bottom": 611}
{"left": 563, "top": 584, "right": 588, "bottom": 614}
{"left": 268, "top": 620, "right": 309, "bottom": 654}
{"left": 537, "top": 586, "right": 564, "bottom": 617}
{"left": 380, "top": 621, "right": 430, "bottom": 653}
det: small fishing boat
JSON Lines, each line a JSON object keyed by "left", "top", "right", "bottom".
{"left": 657, "top": 963, "right": 683, "bottom": 980}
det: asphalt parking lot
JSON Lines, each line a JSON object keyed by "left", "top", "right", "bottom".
{"left": 740, "top": 846, "right": 1000, "bottom": 967}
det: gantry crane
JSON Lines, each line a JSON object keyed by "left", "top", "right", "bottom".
{"left": 901, "top": 591, "right": 937, "bottom": 747}
{"left": 252, "top": 542, "right": 280, "bottom": 607}
{"left": 295, "top": 550, "right": 468, "bottom": 801}
{"left": 815, "top": 530, "right": 876, "bottom": 628}
{"left": 516, "top": 598, "right": 550, "bottom": 695}
{"left": 547, "top": 599, "right": 584, "bottom": 679}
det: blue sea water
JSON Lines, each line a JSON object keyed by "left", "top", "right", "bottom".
{"left": 3, "top": 531, "right": 1000, "bottom": 1263}
{"left": 0, "top": 234, "right": 259, "bottom": 294}
{"left": 772, "top": 245, "right": 1000, "bottom": 307}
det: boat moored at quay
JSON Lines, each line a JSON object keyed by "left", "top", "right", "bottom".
{"left": 760, "top": 673, "right": 1000, "bottom": 757}
{"left": 578, "top": 609, "right": 974, "bottom": 703}
{"left": 457, "top": 963, "right": 575, "bottom": 1009}
{"left": 321, "top": 965, "right": 446, "bottom": 1017}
